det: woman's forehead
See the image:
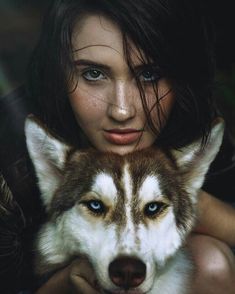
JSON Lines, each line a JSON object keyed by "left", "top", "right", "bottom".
{"left": 72, "top": 15, "right": 123, "bottom": 51}
{"left": 72, "top": 14, "right": 147, "bottom": 66}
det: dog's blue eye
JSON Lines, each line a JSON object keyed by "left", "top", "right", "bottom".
{"left": 87, "top": 200, "right": 105, "bottom": 214}
{"left": 145, "top": 202, "right": 164, "bottom": 217}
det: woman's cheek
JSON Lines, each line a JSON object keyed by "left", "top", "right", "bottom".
{"left": 69, "top": 86, "right": 106, "bottom": 127}
{"left": 145, "top": 79, "right": 175, "bottom": 130}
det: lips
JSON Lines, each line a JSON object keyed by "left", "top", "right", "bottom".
{"left": 104, "top": 129, "right": 142, "bottom": 145}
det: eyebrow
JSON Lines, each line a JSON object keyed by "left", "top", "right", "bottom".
{"left": 74, "top": 59, "right": 111, "bottom": 71}
{"left": 74, "top": 59, "right": 157, "bottom": 72}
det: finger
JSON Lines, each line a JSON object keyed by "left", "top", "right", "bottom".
{"left": 69, "top": 257, "right": 101, "bottom": 293}
{"left": 70, "top": 275, "right": 100, "bottom": 294}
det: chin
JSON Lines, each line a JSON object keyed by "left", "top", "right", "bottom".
{"left": 103, "top": 144, "right": 145, "bottom": 155}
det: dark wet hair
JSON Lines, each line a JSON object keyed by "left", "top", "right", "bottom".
{"left": 27, "top": 0, "right": 217, "bottom": 149}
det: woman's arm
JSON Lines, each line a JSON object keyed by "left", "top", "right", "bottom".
{"left": 195, "top": 190, "right": 235, "bottom": 247}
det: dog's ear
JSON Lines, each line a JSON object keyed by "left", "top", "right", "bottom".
{"left": 25, "top": 116, "right": 70, "bottom": 207}
{"left": 172, "top": 118, "right": 224, "bottom": 195}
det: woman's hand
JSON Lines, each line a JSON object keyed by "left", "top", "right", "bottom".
{"left": 69, "top": 257, "right": 101, "bottom": 293}
{"left": 36, "top": 257, "right": 100, "bottom": 294}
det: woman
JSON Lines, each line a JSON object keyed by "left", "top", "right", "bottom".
{"left": 0, "top": 0, "right": 235, "bottom": 293}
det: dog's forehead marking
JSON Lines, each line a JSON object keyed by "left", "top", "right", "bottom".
{"left": 122, "top": 163, "right": 132, "bottom": 201}
{"left": 138, "top": 175, "right": 162, "bottom": 202}
{"left": 117, "top": 163, "right": 138, "bottom": 251}
{"left": 91, "top": 172, "right": 117, "bottom": 200}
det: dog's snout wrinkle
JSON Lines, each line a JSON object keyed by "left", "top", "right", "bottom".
{"left": 109, "top": 256, "right": 146, "bottom": 290}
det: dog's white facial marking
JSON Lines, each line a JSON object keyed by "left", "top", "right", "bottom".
{"left": 132, "top": 174, "right": 182, "bottom": 266}
{"left": 133, "top": 174, "right": 171, "bottom": 228}
{"left": 122, "top": 163, "right": 133, "bottom": 201}
{"left": 138, "top": 175, "right": 162, "bottom": 203}
{"left": 117, "top": 164, "right": 136, "bottom": 252}
{"left": 91, "top": 172, "right": 117, "bottom": 203}
{"left": 89, "top": 172, "right": 127, "bottom": 227}
{"left": 150, "top": 207, "right": 182, "bottom": 263}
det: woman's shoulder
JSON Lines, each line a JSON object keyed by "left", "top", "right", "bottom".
{"left": 0, "top": 87, "right": 44, "bottom": 293}
{"left": 203, "top": 128, "right": 235, "bottom": 203}
{"left": 0, "top": 85, "right": 30, "bottom": 141}
{"left": 0, "top": 85, "right": 43, "bottom": 215}
{"left": 0, "top": 86, "right": 30, "bottom": 167}
{"left": 0, "top": 86, "right": 36, "bottom": 202}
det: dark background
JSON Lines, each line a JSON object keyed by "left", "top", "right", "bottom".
{"left": 0, "top": 0, "right": 48, "bottom": 95}
{"left": 0, "top": 0, "right": 235, "bottom": 134}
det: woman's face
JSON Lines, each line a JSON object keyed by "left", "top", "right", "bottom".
{"left": 69, "top": 15, "right": 174, "bottom": 155}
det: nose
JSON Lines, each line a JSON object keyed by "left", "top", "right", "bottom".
{"left": 108, "top": 257, "right": 146, "bottom": 290}
{"left": 107, "top": 81, "right": 136, "bottom": 122}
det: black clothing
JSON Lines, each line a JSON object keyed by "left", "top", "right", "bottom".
{"left": 0, "top": 87, "right": 44, "bottom": 293}
{"left": 0, "top": 87, "right": 235, "bottom": 293}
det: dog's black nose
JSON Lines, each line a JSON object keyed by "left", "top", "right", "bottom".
{"left": 108, "top": 257, "right": 146, "bottom": 289}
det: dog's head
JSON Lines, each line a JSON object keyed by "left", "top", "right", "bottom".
{"left": 25, "top": 116, "right": 224, "bottom": 293}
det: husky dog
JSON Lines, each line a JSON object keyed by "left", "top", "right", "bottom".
{"left": 25, "top": 117, "right": 224, "bottom": 294}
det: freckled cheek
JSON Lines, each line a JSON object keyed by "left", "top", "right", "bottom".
{"left": 68, "top": 87, "right": 107, "bottom": 126}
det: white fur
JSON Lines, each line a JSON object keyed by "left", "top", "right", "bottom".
{"left": 92, "top": 172, "right": 118, "bottom": 202}
{"left": 173, "top": 120, "right": 224, "bottom": 197}
{"left": 25, "top": 118, "right": 69, "bottom": 206}
{"left": 119, "top": 164, "right": 136, "bottom": 253}
{"left": 25, "top": 117, "right": 225, "bottom": 294}
{"left": 139, "top": 175, "right": 162, "bottom": 203}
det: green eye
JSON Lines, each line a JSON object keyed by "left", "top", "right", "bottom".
{"left": 142, "top": 70, "right": 154, "bottom": 80}
{"left": 140, "top": 70, "right": 160, "bottom": 82}
{"left": 144, "top": 202, "right": 165, "bottom": 217}
{"left": 82, "top": 69, "right": 105, "bottom": 81}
